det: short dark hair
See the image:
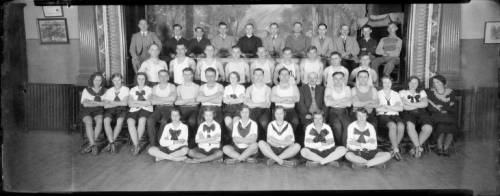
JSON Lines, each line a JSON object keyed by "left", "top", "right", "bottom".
{"left": 307, "top": 46, "right": 318, "bottom": 53}
{"left": 228, "top": 71, "right": 241, "bottom": 82}
{"left": 357, "top": 70, "right": 370, "bottom": 77}
{"left": 176, "top": 43, "right": 186, "bottom": 49}
{"left": 270, "top": 22, "right": 279, "bottom": 28}
{"left": 381, "top": 75, "right": 393, "bottom": 83}
{"left": 332, "top": 71, "right": 345, "bottom": 78}
{"left": 240, "top": 105, "right": 251, "bottom": 113}
{"left": 318, "top": 23, "right": 327, "bottom": 29}
{"left": 274, "top": 106, "right": 286, "bottom": 116}
{"left": 110, "top": 73, "right": 123, "bottom": 80}
{"left": 388, "top": 22, "right": 398, "bottom": 27}
{"left": 135, "top": 72, "right": 148, "bottom": 86}
{"left": 293, "top": 22, "right": 302, "bottom": 26}
{"left": 218, "top": 22, "right": 227, "bottom": 27}
{"left": 158, "top": 69, "right": 169, "bottom": 76}
{"left": 278, "top": 67, "right": 290, "bottom": 75}
{"left": 182, "top": 67, "right": 194, "bottom": 74}
{"left": 231, "top": 45, "right": 241, "bottom": 50}
{"left": 194, "top": 27, "right": 204, "bottom": 32}
{"left": 361, "top": 25, "right": 372, "bottom": 30}
{"left": 330, "top": 51, "right": 341, "bottom": 58}
{"left": 205, "top": 67, "right": 217, "bottom": 75}
{"left": 245, "top": 23, "right": 254, "bottom": 28}
{"left": 359, "top": 53, "right": 370, "bottom": 59}
{"left": 88, "top": 72, "right": 104, "bottom": 88}
{"left": 253, "top": 68, "right": 264, "bottom": 75}
{"left": 431, "top": 74, "right": 447, "bottom": 86}
{"left": 355, "top": 107, "right": 368, "bottom": 115}
{"left": 203, "top": 107, "right": 215, "bottom": 116}
{"left": 405, "top": 75, "right": 423, "bottom": 92}
{"left": 282, "top": 47, "right": 292, "bottom": 53}
{"left": 312, "top": 111, "right": 324, "bottom": 117}
{"left": 170, "top": 108, "right": 180, "bottom": 116}
{"left": 172, "top": 24, "right": 182, "bottom": 29}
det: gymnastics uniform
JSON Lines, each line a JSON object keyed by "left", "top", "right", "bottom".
{"left": 346, "top": 121, "right": 379, "bottom": 160}
{"left": 266, "top": 120, "right": 295, "bottom": 155}
{"left": 325, "top": 85, "right": 352, "bottom": 146}
{"left": 251, "top": 59, "right": 274, "bottom": 84}
{"left": 303, "top": 123, "right": 338, "bottom": 158}
{"left": 158, "top": 122, "right": 189, "bottom": 154}
{"left": 246, "top": 84, "right": 272, "bottom": 140}
{"left": 323, "top": 65, "right": 349, "bottom": 87}
{"left": 426, "top": 88, "right": 458, "bottom": 136}
{"left": 223, "top": 84, "right": 246, "bottom": 118}
{"left": 226, "top": 59, "right": 249, "bottom": 84}
{"left": 80, "top": 87, "right": 107, "bottom": 118}
{"left": 197, "top": 82, "right": 224, "bottom": 125}
{"left": 102, "top": 86, "right": 130, "bottom": 119}
{"left": 138, "top": 58, "right": 168, "bottom": 84}
{"left": 376, "top": 89, "right": 404, "bottom": 127}
{"left": 231, "top": 119, "right": 258, "bottom": 153}
{"left": 128, "top": 85, "right": 153, "bottom": 120}
{"left": 176, "top": 82, "right": 200, "bottom": 148}
{"left": 171, "top": 57, "right": 195, "bottom": 85}
{"left": 197, "top": 58, "right": 221, "bottom": 83}
{"left": 399, "top": 89, "right": 432, "bottom": 127}
{"left": 147, "top": 83, "right": 176, "bottom": 146}
{"left": 194, "top": 121, "right": 222, "bottom": 155}
{"left": 301, "top": 58, "right": 323, "bottom": 85}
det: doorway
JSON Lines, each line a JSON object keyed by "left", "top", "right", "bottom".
{"left": 123, "top": 5, "right": 146, "bottom": 85}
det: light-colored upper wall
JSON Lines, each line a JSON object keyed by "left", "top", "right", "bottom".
{"left": 461, "top": 0, "right": 500, "bottom": 39}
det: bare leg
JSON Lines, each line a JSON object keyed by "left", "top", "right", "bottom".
{"left": 345, "top": 152, "right": 368, "bottom": 165}
{"left": 300, "top": 148, "right": 324, "bottom": 163}
{"left": 224, "top": 116, "right": 233, "bottom": 131}
{"left": 83, "top": 116, "right": 95, "bottom": 145}
{"left": 127, "top": 118, "right": 138, "bottom": 146}
{"left": 113, "top": 117, "right": 125, "bottom": 141}
{"left": 443, "top": 133, "right": 454, "bottom": 150}
{"left": 396, "top": 122, "right": 405, "bottom": 144}
{"left": 366, "top": 152, "right": 392, "bottom": 167}
{"left": 238, "top": 143, "right": 258, "bottom": 161}
{"left": 277, "top": 143, "right": 301, "bottom": 160}
{"left": 137, "top": 117, "right": 147, "bottom": 143}
{"left": 188, "top": 149, "right": 208, "bottom": 159}
{"left": 190, "top": 150, "right": 223, "bottom": 163}
{"left": 93, "top": 115, "right": 103, "bottom": 141}
{"left": 258, "top": 140, "right": 284, "bottom": 165}
{"left": 103, "top": 117, "right": 114, "bottom": 143}
{"left": 320, "top": 146, "right": 347, "bottom": 165}
{"left": 418, "top": 124, "right": 433, "bottom": 146}
{"left": 437, "top": 133, "right": 444, "bottom": 150}
{"left": 222, "top": 145, "right": 241, "bottom": 159}
{"left": 148, "top": 147, "right": 188, "bottom": 161}
{"left": 406, "top": 121, "right": 420, "bottom": 147}
{"left": 387, "top": 122, "right": 399, "bottom": 152}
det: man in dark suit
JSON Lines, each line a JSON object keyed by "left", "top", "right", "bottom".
{"left": 187, "top": 27, "right": 211, "bottom": 58}
{"left": 162, "top": 24, "right": 189, "bottom": 63}
{"left": 129, "top": 19, "right": 162, "bottom": 73}
{"left": 298, "top": 72, "right": 326, "bottom": 144}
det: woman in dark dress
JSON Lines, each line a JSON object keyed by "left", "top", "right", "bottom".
{"left": 426, "top": 75, "right": 458, "bottom": 156}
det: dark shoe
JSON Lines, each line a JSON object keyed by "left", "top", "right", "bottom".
{"left": 80, "top": 144, "right": 93, "bottom": 154}
{"left": 91, "top": 145, "right": 99, "bottom": 156}
{"left": 327, "top": 161, "right": 341, "bottom": 168}
{"left": 132, "top": 145, "right": 140, "bottom": 156}
{"left": 282, "top": 159, "right": 297, "bottom": 168}
{"left": 266, "top": 158, "right": 276, "bottom": 166}
{"left": 305, "top": 161, "right": 320, "bottom": 167}
{"left": 436, "top": 148, "right": 444, "bottom": 156}
{"left": 110, "top": 142, "right": 116, "bottom": 154}
{"left": 442, "top": 149, "right": 450, "bottom": 156}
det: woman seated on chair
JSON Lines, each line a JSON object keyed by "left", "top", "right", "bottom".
{"left": 222, "top": 72, "right": 246, "bottom": 133}
{"left": 127, "top": 72, "right": 153, "bottom": 156}
{"left": 102, "top": 73, "right": 129, "bottom": 154}
{"left": 376, "top": 76, "right": 405, "bottom": 161}
{"left": 80, "top": 72, "right": 107, "bottom": 155}
{"left": 426, "top": 75, "right": 458, "bottom": 157}
{"left": 399, "top": 76, "right": 433, "bottom": 158}
{"left": 147, "top": 109, "right": 189, "bottom": 162}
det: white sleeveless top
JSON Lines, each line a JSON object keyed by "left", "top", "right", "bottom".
{"left": 252, "top": 59, "right": 273, "bottom": 84}
{"left": 153, "top": 83, "right": 174, "bottom": 98}
{"left": 250, "top": 84, "right": 268, "bottom": 104}
{"left": 200, "top": 83, "right": 223, "bottom": 106}
{"left": 172, "top": 57, "right": 193, "bottom": 85}
{"left": 198, "top": 58, "right": 219, "bottom": 82}
{"left": 281, "top": 62, "right": 298, "bottom": 84}
{"left": 275, "top": 85, "right": 295, "bottom": 108}
{"left": 329, "top": 86, "right": 351, "bottom": 100}
{"left": 302, "top": 59, "right": 323, "bottom": 85}
{"left": 226, "top": 60, "right": 248, "bottom": 84}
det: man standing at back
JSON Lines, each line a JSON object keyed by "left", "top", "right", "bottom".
{"left": 129, "top": 19, "right": 162, "bottom": 73}
{"left": 263, "top": 23, "right": 285, "bottom": 58}
{"left": 285, "top": 22, "right": 311, "bottom": 58}
{"left": 163, "top": 24, "right": 189, "bottom": 63}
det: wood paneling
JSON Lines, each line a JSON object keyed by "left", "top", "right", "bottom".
{"left": 77, "top": 6, "right": 99, "bottom": 86}
{"left": 437, "top": 4, "right": 461, "bottom": 89}
{"left": 462, "top": 87, "right": 499, "bottom": 139}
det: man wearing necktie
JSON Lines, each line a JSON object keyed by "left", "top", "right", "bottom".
{"left": 298, "top": 72, "right": 326, "bottom": 141}
{"left": 129, "top": 19, "right": 162, "bottom": 73}
{"left": 333, "top": 24, "right": 359, "bottom": 73}
{"left": 162, "top": 24, "right": 189, "bottom": 63}
{"left": 263, "top": 23, "right": 285, "bottom": 58}
{"left": 311, "top": 23, "right": 334, "bottom": 64}
{"left": 187, "top": 27, "right": 211, "bottom": 58}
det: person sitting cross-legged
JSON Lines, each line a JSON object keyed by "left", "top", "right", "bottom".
{"left": 300, "top": 111, "right": 347, "bottom": 167}
{"left": 186, "top": 109, "right": 224, "bottom": 163}
{"left": 258, "top": 106, "right": 301, "bottom": 167}
{"left": 147, "top": 109, "right": 189, "bottom": 162}
{"left": 222, "top": 106, "right": 259, "bottom": 164}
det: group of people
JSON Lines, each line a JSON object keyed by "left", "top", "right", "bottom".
{"left": 129, "top": 19, "right": 402, "bottom": 78}
{"left": 78, "top": 20, "right": 458, "bottom": 169}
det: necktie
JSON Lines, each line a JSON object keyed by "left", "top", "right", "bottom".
{"left": 354, "top": 128, "right": 370, "bottom": 143}
{"left": 136, "top": 90, "right": 146, "bottom": 101}
{"left": 342, "top": 37, "right": 347, "bottom": 53}
{"left": 169, "top": 129, "right": 181, "bottom": 140}
{"left": 311, "top": 86, "right": 315, "bottom": 92}
{"left": 114, "top": 91, "right": 120, "bottom": 101}
{"left": 237, "top": 121, "right": 251, "bottom": 138}
{"left": 310, "top": 128, "right": 328, "bottom": 143}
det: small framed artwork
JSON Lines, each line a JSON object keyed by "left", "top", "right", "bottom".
{"left": 37, "top": 18, "right": 69, "bottom": 44}
{"left": 42, "top": 6, "right": 64, "bottom": 17}
{"left": 484, "top": 21, "right": 500, "bottom": 44}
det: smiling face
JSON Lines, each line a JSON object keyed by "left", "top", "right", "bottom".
{"left": 205, "top": 71, "right": 216, "bottom": 84}
{"left": 357, "top": 72, "right": 369, "bottom": 86}
{"left": 218, "top": 24, "right": 227, "bottom": 35}
{"left": 307, "top": 72, "right": 318, "bottom": 86}
{"left": 362, "top": 27, "right": 372, "bottom": 38}
{"left": 318, "top": 25, "right": 327, "bottom": 36}
{"left": 332, "top": 73, "right": 344, "bottom": 87}
{"left": 245, "top": 24, "right": 254, "bottom": 35}
{"left": 138, "top": 20, "right": 148, "bottom": 31}
{"left": 194, "top": 28, "right": 204, "bottom": 38}
{"left": 313, "top": 113, "right": 323, "bottom": 126}
{"left": 274, "top": 108, "right": 285, "bottom": 121}
{"left": 171, "top": 110, "right": 180, "bottom": 123}
{"left": 158, "top": 71, "right": 169, "bottom": 84}
{"left": 111, "top": 76, "right": 122, "bottom": 88}
{"left": 270, "top": 24, "right": 279, "bottom": 35}
{"left": 382, "top": 77, "right": 392, "bottom": 90}
{"left": 360, "top": 55, "right": 370, "bottom": 67}
{"left": 204, "top": 110, "right": 214, "bottom": 122}
{"left": 253, "top": 70, "right": 264, "bottom": 83}
{"left": 408, "top": 78, "right": 419, "bottom": 91}
{"left": 307, "top": 48, "right": 317, "bottom": 59}
{"left": 279, "top": 69, "right": 290, "bottom": 83}
{"left": 173, "top": 26, "right": 182, "bottom": 37}
{"left": 356, "top": 111, "right": 367, "bottom": 123}
{"left": 330, "top": 54, "right": 341, "bottom": 66}
{"left": 432, "top": 78, "right": 445, "bottom": 92}
{"left": 137, "top": 74, "right": 146, "bottom": 86}
{"left": 340, "top": 25, "right": 349, "bottom": 36}
{"left": 293, "top": 23, "right": 302, "bottom": 33}
{"left": 182, "top": 70, "right": 193, "bottom": 83}
{"left": 148, "top": 44, "right": 160, "bottom": 58}
{"left": 229, "top": 72, "right": 239, "bottom": 84}
{"left": 204, "top": 45, "right": 215, "bottom": 57}
{"left": 176, "top": 44, "right": 186, "bottom": 56}
{"left": 388, "top": 23, "right": 398, "bottom": 34}
{"left": 93, "top": 75, "right": 103, "bottom": 88}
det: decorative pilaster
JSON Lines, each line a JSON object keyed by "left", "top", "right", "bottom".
{"left": 77, "top": 6, "right": 99, "bottom": 86}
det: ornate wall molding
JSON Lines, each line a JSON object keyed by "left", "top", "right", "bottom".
{"left": 407, "top": 4, "right": 429, "bottom": 86}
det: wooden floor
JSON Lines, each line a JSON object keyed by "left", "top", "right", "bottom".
{"left": 2, "top": 129, "right": 498, "bottom": 194}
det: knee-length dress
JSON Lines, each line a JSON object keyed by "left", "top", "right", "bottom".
{"left": 425, "top": 88, "right": 458, "bottom": 135}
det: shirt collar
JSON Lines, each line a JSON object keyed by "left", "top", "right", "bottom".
{"left": 246, "top": 34, "right": 253, "bottom": 38}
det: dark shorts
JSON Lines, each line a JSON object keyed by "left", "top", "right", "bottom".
{"left": 192, "top": 147, "right": 220, "bottom": 156}
{"left": 270, "top": 145, "right": 287, "bottom": 155}
{"left": 307, "top": 146, "right": 339, "bottom": 158}
{"left": 231, "top": 144, "right": 248, "bottom": 154}
{"left": 429, "top": 113, "right": 458, "bottom": 135}
{"left": 223, "top": 103, "right": 243, "bottom": 118}
{"left": 159, "top": 145, "right": 187, "bottom": 154}
{"left": 378, "top": 115, "right": 404, "bottom": 127}
{"left": 104, "top": 106, "right": 128, "bottom": 119}
{"left": 128, "top": 109, "right": 152, "bottom": 121}
{"left": 401, "top": 110, "right": 432, "bottom": 126}
{"left": 349, "top": 149, "right": 379, "bottom": 160}
{"left": 80, "top": 106, "right": 104, "bottom": 119}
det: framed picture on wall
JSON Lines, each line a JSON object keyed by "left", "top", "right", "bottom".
{"left": 42, "top": 6, "right": 64, "bottom": 17}
{"left": 37, "top": 18, "right": 69, "bottom": 44}
{"left": 484, "top": 21, "right": 500, "bottom": 44}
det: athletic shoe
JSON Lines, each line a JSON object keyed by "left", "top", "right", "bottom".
{"left": 305, "top": 161, "right": 320, "bottom": 167}
{"left": 246, "top": 157, "right": 258, "bottom": 164}
{"left": 91, "top": 145, "right": 99, "bottom": 156}
{"left": 327, "top": 161, "right": 341, "bottom": 167}
{"left": 224, "top": 158, "right": 238, "bottom": 164}
{"left": 282, "top": 159, "right": 297, "bottom": 168}
{"left": 266, "top": 158, "right": 276, "bottom": 166}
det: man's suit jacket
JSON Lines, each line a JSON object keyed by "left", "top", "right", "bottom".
{"left": 187, "top": 37, "right": 211, "bottom": 57}
{"left": 262, "top": 34, "right": 286, "bottom": 56}
{"left": 310, "top": 36, "right": 335, "bottom": 57}
{"left": 298, "top": 84, "right": 326, "bottom": 116}
{"left": 162, "top": 36, "right": 189, "bottom": 60}
{"left": 333, "top": 35, "right": 360, "bottom": 59}
{"left": 129, "top": 31, "right": 162, "bottom": 59}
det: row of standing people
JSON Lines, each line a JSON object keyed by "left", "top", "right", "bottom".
{"left": 130, "top": 19, "right": 402, "bottom": 78}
